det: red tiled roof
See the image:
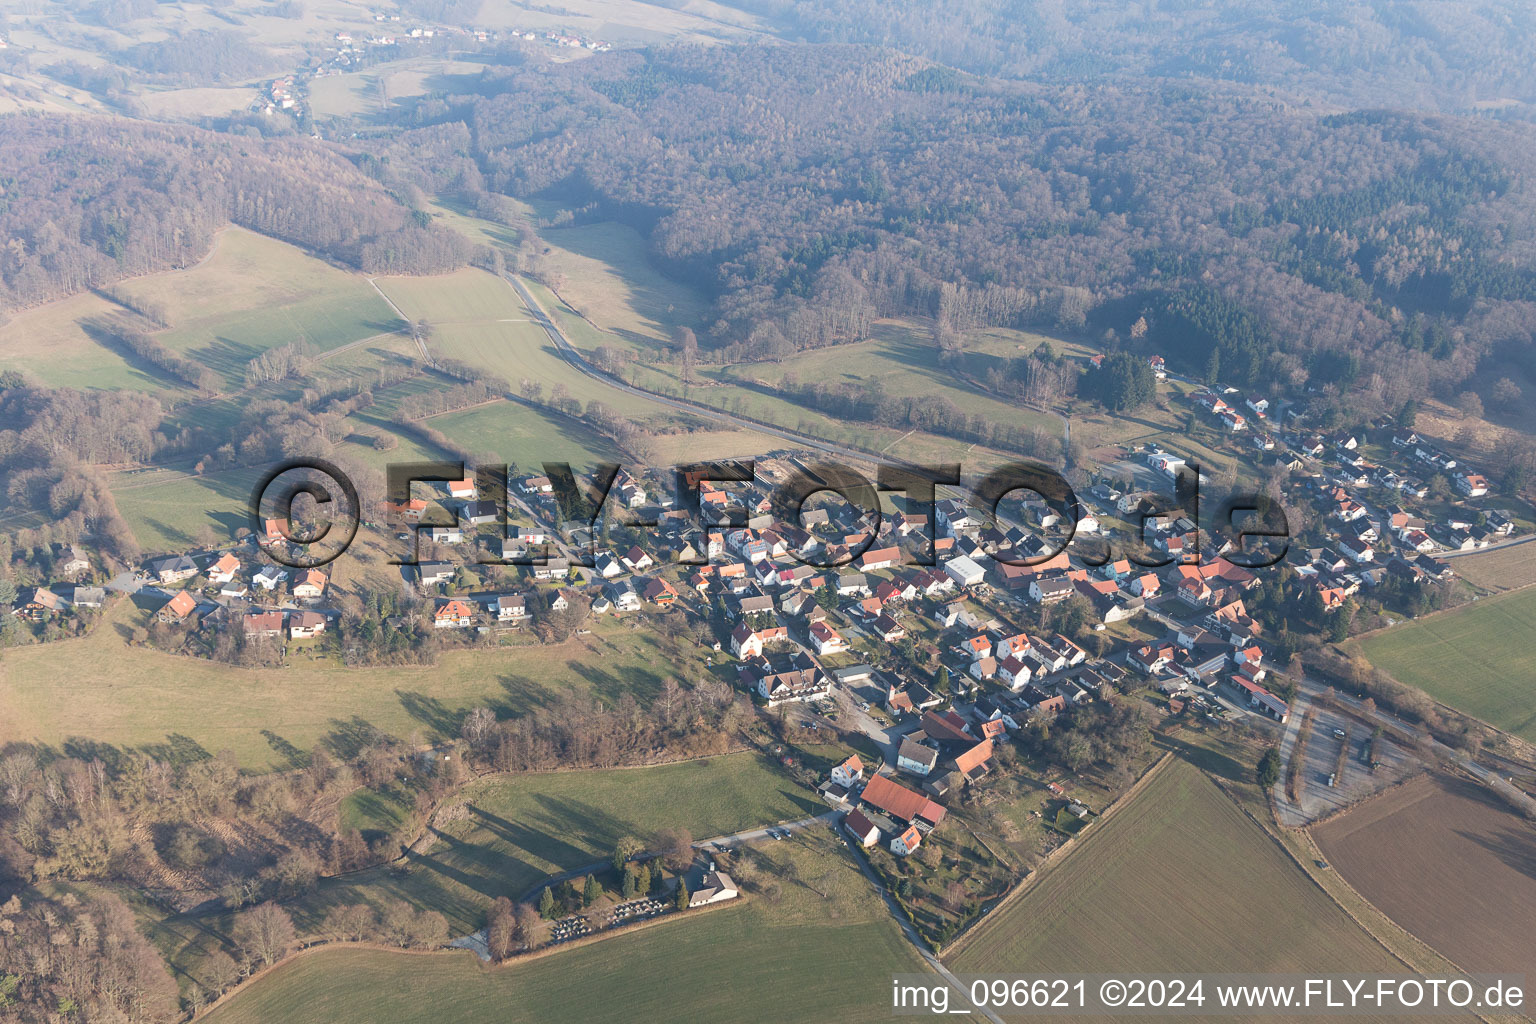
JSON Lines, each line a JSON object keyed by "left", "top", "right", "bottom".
{"left": 860, "top": 773, "right": 930, "bottom": 823}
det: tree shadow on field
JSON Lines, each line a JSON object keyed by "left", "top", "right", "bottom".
{"left": 569, "top": 660, "right": 663, "bottom": 705}
{"left": 476, "top": 795, "right": 626, "bottom": 869}
{"left": 144, "top": 517, "right": 192, "bottom": 549}
{"left": 493, "top": 673, "right": 559, "bottom": 717}
{"left": 1452, "top": 826, "right": 1536, "bottom": 883}
{"left": 140, "top": 733, "right": 213, "bottom": 767}
{"left": 321, "top": 715, "right": 388, "bottom": 760}
{"left": 396, "top": 689, "right": 463, "bottom": 739}
{"left": 401, "top": 823, "right": 542, "bottom": 906}
{"left": 1153, "top": 730, "right": 1248, "bottom": 785}
{"left": 261, "top": 729, "right": 311, "bottom": 770}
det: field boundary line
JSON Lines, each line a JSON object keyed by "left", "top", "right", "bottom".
{"left": 939, "top": 750, "right": 1175, "bottom": 963}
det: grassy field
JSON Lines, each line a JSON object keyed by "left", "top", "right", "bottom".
{"left": 1357, "top": 587, "right": 1536, "bottom": 742}
{"left": 427, "top": 399, "right": 620, "bottom": 470}
{"left": 1313, "top": 772, "right": 1536, "bottom": 982}
{"left": 1, "top": 228, "right": 401, "bottom": 394}
{"left": 201, "top": 825, "right": 931, "bottom": 1024}
{"left": 0, "top": 601, "right": 688, "bottom": 769}
{"left": 0, "top": 289, "right": 173, "bottom": 391}
{"left": 291, "top": 752, "right": 827, "bottom": 933}
{"left": 373, "top": 272, "right": 669, "bottom": 420}
{"left": 107, "top": 465, "right": 263, "bottom": 552}
{"left": 536, "top": 218, "right": 709, "bottom": 346}
{"left": 716, "top": 319, "right": 1063, "bottom": 437}
{"left": 1441, "top": 540, "right": 1536, "bottom": 592}
{"left": 308, "top": 57, "right": 490, "bottom": 121}
{"left": 947, "top": 759, "right": 1401, "bottom": 981}
{"left": 123, "top": 228, "right": 402, "bottom": 386}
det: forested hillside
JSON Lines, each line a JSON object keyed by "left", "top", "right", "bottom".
{"left": 464, "top": 43, "right": 1536, "bottom": 413}
{"left": 0, "top": 115, "right": 470, "bottom": 311}
{"left": 718, "top": 0, "right": 1536, "bottom": 112}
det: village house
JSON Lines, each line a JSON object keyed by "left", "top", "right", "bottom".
{"left": 243, "top": 609, "right": 284, "bottom": 639}
{"left": 809, "top": 620, "right": 849, "bottom": 655}
{"left": 843, "top": 809, "right": 880, "bottom": 848}
{"left": 147, "top": 555, "right": 198, "bottom": 584}
{"left": 891, "top": 824, "right": 923, "bottom": 856}
{"left": 288, "top": 610, "right": 326, "bottom": 639}
{"left": 831, "top": 755, "right": 864, "bottom": 789}
{"left": 59, "top": 545, "right": 90, "bottom": 578}
{"left": 156, "top": 590, "right": 197, "bottom": 624}
{"left": 495, "top": 594, "right": 529, "bottom": 622}
{"left": 643, "top": 577, "right": 679, "bottom": 607}
{"left": 519, "top": 475, "right": 553, "bottom": 495}
{"left": 292, "top": 568, "right": 327, "bottom": 600}
{"left": 621, "top": 546, "right": 655, "bottom": 572}
{"left": 428, "top": 525, "right": 463, "bottom": 545}
{"left": 1455, "top": 472, "right": 1489, "bottom": 498}
{"left": 253, "top": 565, "right": 287, "bottom": 591}
{"left": 1029, "top": 576, "right": 1076, "bottom": 605}
{"left": 687, "top": 867, "right": 739, "bottom": 907}
{"left": 417, "top": 561, "right": 454, "bottom": 587}
{"left": 462, "top": 500, "right": 499, "bottom": 525}
{"left": 206, "top": 553, "right": 240, "bottom": 584}
{"left": 741, "top": 654, "right": 830, "bottom": 705}
{"left": 71, "top": 586, "right": 105, "bottom": 609}
{"left": 730, "top": 623, "right": 789, "bottom": 659}
{"left": 433, "top": 598, "right": 475, "bottom": 628}
{"left": 384, "top": 498, "right": 428, "bottom": 520}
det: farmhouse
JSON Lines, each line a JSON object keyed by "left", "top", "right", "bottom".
{"left": 859, "top": 773, "right": 946, "bottom": 830}
{"left": 897, "top": 736, "right": 940, "bottom": 777}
